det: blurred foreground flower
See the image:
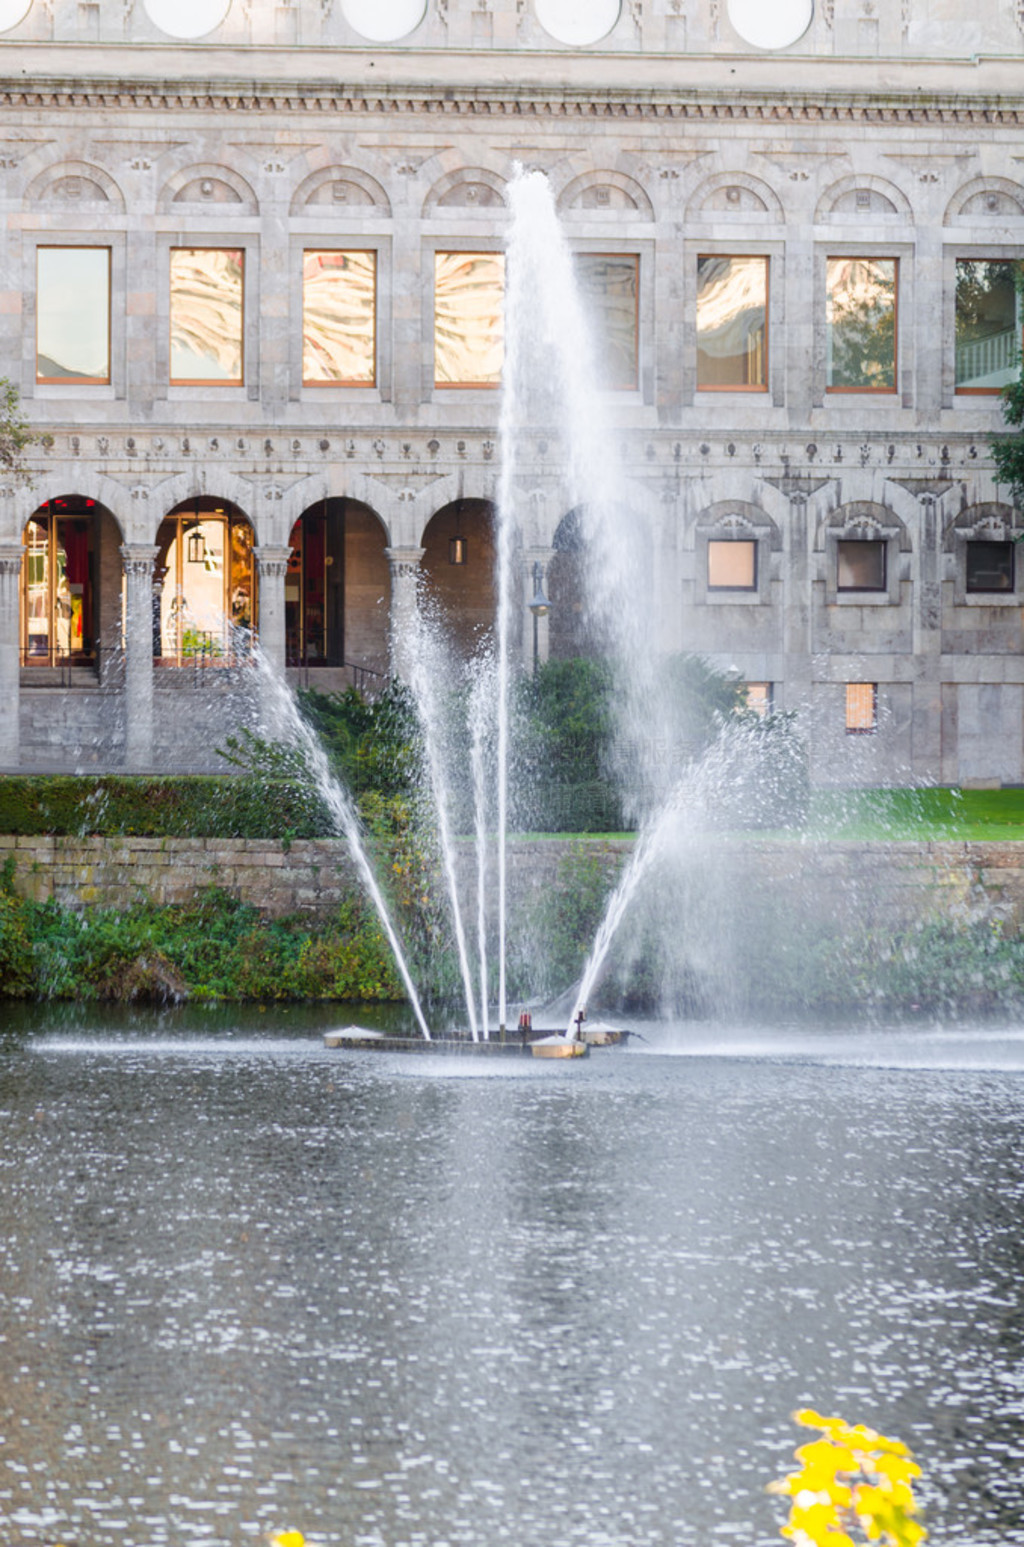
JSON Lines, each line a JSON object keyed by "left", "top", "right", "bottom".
{"left": 768, "top": 1409, "right": 927, "bottom": 1547}
{"left": 270, "top": 1533, "right": 305, "bottom": 1547}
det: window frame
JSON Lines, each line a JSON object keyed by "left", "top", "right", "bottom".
{"left": 431, "top": 246, "right": 506, "bottom": 392}
{"left": 168, "top": 244, "right": 246, "bottom": 389}
{"left": 706, "top": 537, "right": 758, "bottom": 592}
{"left": 965, "top": 538, "right": 1015, "bottom": 595}
{"left": 824, "top": 254, "right": 899, "bottom": 395}
{"left": 301, "top": 247, "right": 378, "bottom": 389}
{"left": 953, "top": 257, "right": 1024, "bottom": 397}
{"left": 695, "top": 252, "right": 770, "bottom": 394}
{"left": 572, "top": 249, "right": 641, "bottom": 393}
{"left": 35, "top": 244, "right": 112, "bottom": 388}
{"left": 836, "top": 537, "right": 888, "bottom": 594}
{"left": 845, "top": 682, "right": 878, "bottom": 735}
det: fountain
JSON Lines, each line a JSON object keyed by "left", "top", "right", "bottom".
{"left": 312, "top": 168, "right": 725, "bottom": 1055}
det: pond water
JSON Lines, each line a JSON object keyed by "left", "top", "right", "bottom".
{"left": 1, "top": 1004, "right": 1023, "bottom": 1546}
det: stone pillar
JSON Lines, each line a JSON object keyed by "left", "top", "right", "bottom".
{"left": 120, "top": 545, "right": 158, "bottom": 771}
{"left": 0, "top": 545, "right": 23, "bottom": 769}
{"left": 522, "top": 548, "right": 554, "bottom": 672}
{"left": 385, "top": 546, "right": 424, "bottom": 681}
{"left": 254, "top": 546, "right": 292, "bottom": 673}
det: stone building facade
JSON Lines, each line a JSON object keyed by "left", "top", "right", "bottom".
{"left": 0, "top": 0, "right": 1023, "bottom": 785}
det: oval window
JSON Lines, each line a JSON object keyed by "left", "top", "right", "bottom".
{"left": 0, "top": 0, "right": 32, "bottom": 30}
{"left": 726, "top": 0, "right": 813, "bottom": 49}
{"left": 340, "top": 0, "right": 428, "bottom": 42}
{"left": 143, "top": 0, "right": 231, "bottom": 39}
{"left": 534, "top": 0, "right": 621, "bottom": 46}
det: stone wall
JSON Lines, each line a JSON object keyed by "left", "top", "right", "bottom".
{"left": 4, "top": 833, "right": 1024, "bottom": 934}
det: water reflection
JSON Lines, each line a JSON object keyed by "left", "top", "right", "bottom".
{"left": 1, "top": 1011, "right": 1023, "bottom": 1544}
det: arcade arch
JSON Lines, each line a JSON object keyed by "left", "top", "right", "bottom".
{"left": 419, "top": 499, "right": 496, "bottom": 661}
{"left": 286, "top": 498, "right": 390, "bottom": 682}
{"left": 154, "top": 497, "right": 256, "bottom": 665}
{"left": 20, "top": 494, "right": 121, "bottom": 670}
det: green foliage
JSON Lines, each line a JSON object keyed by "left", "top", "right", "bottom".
{"left": 0, "top": 773, "right": 329, "bottom": 840}
{"left": 990, "top": 265, "right": 1024, "bottom": 506}
{"left": 0, "top": 860, "right": 34, "bottom": 997}
{"left": 769, "top": 1410, "right": 926, "bottom": 1547}
{"left": 0, "top": 376, "right": 34, "bottom": 486}
{"left": 2, "top": 884, "right": 404, "bottom": 1005}
{"left": 299, "top": 681, "right": 420, "bottom": 796}
{"left": 528, "top": 845, "right": 620, "bottom": 995}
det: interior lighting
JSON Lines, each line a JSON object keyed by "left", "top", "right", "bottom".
{"left": 726, "top": 0, "right": 813, "bottom": 50}
{"left": 143, "top": 0, "right": 231, "bottom": 39}
{"left": 340, "top": 0, "right": 427, "bottom": 42}
{"left": 534, "top": 0, "right": 621, "bottom": 46}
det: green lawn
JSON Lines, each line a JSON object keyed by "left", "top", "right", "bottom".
{"left": 805, "top": 786, "right": 1024, "bottom": 842}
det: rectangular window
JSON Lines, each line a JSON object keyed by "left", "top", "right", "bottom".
{"left": 846, "top": 683, "right": 877, "bottom": 734}
{"left": 696, "top": 255, "right": 768, "bottom": 389}
{"left": 434, "top": 252, "right": 505, "bottom": 388}
{"left": 302, "top": 249, "right": 376, "bottom": 386}
{"left": 837, "top": 539, "right": 887, "bottom": 591}
{"left": 955, "top": 260, "right": 1022, "bottom": 393}
{"left": 707, "top": 538, "right": 757, "bottom": 591}
{"left": 826, "top": 257, "right": 897, "bottom": 391}
{"left": 966, "top": 540, "right": 1014, "bottom": 593}
{"left": 36, "top": 246, "right": 110, "bottom": 384}
{"left": 744, "top": 682, "right": 773, "bottom": 717}
{"left": 170, "top": 248, "right": 244, "bottom": 384}
{"left": 574, "top": 253, "right": 639, "bottom": 390}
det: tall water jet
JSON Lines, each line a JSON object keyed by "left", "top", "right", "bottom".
{"left": 255, "top": 648, "right": 432, "bottom": 1041}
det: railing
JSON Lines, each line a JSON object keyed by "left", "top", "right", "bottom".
{"left": 956, "top": 326, "right": 1018, "bottom": 384}
{"left": 286, "top": 652, "right": 389, "bottom": 696}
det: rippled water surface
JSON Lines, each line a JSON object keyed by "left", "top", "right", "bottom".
{"left": 2, "top": 1005, "right": 1023, "bottom": 1546}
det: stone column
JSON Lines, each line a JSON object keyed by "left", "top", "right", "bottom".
{"left": 254, "top": 546, "right": 292, "bottom": 673}
{"left": 0, "top": 545, "right": 23, "bottom": 769}
{"left": 385, "top": 546, "right": 424, "bottom": 682}
{"left": 120, "top": 545, "right": 158, "bottom": 771}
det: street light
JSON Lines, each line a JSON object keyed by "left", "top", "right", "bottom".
{"left": 528, "top": 561, "right": 551, "bottom": 675}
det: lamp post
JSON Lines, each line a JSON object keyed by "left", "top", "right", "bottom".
{"left": 528, "top": 561, "right": 551, "bottom": 674}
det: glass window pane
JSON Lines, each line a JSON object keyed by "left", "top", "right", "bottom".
{"left": 696, "top": 256, "right": 767, "bottom": 388}
{"left": 303, "top": 250, "right": 376, "bottom": 385}
{"left": 744, "top": 682, "right": 772, "bottom": 717}
{"left": 826, "top": 257, "right": 897, "bottom": 390}
{"left": 837, "top": 539, "right": 886, "bottom": 591}
{"left": 170, "top": 248, "right": 244, "bottom": 384}
{"left": 966, "top": 540, "right": 1014, "bottom": 593}
{"left": 37, "top": 247, "right": 110, "bottom": 383}
{"left": 846, "top": 683, "right": 877, "bottom": 733}
{"left": 434, "top": 252, "right": 505, "bottom": 387}
{"left": 575, "top": 253, "right": 639, "bottom": 390}
{"left": 956, "top": 260, "right": 1021, "bottom": 391}
{"left": 708, "top": 539, "right": 757, "bottom": 589}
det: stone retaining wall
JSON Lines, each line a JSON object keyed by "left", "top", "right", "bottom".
{"left": 3, "top": 833, "right": 1024, "bottom": 932}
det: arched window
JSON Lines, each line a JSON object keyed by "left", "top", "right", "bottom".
{"left": 154, "top": 500, "right": 255, "bottom": 664}
{"left": 22, "top": 497, "right": 97, "bottom": 666}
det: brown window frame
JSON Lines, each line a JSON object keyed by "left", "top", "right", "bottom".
{"left": 169, "top": 246, "right": 245, "bottom": 388}
{"left": 706, "top": 537, "right": 759, "bottom": 592}
{"left": 954, "top": 258, "right": 1024, "bottom": 396}
{"left": 433, "top": 250, "right": 505, "bottom": 392}
{"left": 301, "top": 248, "right": 378, "bottom": 389}
{"left": 845, "top": 682, "right": 878, "bottom": 735}
{"left": 696, "top": 253, "right": 769, "bottom": 394}
{"left": 36, "top": 245, "right": 112, "bottom": 387}
{"left": 836, "top": 538, "right": 888, "bottom": 593}
{"left": 574, "top": 250, "right": 641, "bottom": 392}
{"left": 825, "top": 255, "right": 898, "bottom": 396}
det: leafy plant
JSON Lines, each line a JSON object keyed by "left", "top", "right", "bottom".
{"left": 0, "top": 377, "right": 35, "bottom": 486}
{"left": 769, "top": 1410, "right": 926, "bottom": 1547}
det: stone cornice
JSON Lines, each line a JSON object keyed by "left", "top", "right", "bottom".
{"left": 0, "top": 74, "right": 1022, "bottom": 127}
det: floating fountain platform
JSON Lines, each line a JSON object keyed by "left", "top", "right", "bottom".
{"left": 323, "top": 1024, "right": 630, "bottom": 1058}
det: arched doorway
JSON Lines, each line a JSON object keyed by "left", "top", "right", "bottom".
{"left": 548, "top": 508, "right": 593, "bottom": 660}
{"left": 21, "top": 494, "right": 114, "bottom": 669}
{"left": 286, "top": 498, "right": 389, "bottom": 686}
{"left": 419, "top": 499, "right": 496, "bottom": 660}
{"left": 154, "top": 498, "right": 256, "bottom": 664}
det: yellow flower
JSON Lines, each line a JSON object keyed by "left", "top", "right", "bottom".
{"left": 270, "top": 1533, "right": 305, "bottom": 1547}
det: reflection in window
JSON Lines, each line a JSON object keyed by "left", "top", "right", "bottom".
{"left": 837, "top": 539, "right": 887, "bottom": 591}
{"left": 434, "top": 252, "right": 505, "bottom": 387}
{"left": 707, "top": 538, "right": 757, "bottom": 590}
{"left": 21, "top": 498, "right": 96, "bottom": 665}
{"left": 966, "top": 540, "right": 1014, "bottom": 593}
{"left": 845, "top": 683, "right": 877, "bottom": 734}
{"left": 955, "top": 260, "right": 1022, "bottom": 392}
{"left": 826, "top": 257, "right": 897, "bottom": 391}
{"left": 37, "top": 247, "right": 110, "bottom": 384}
{"left": 170, "top": 248, "right": 244, "bottom": 384}
{"left": 303, "top": 250, "right": 376, "bottom": 386}
{"left": 575, "top": 253, "right": 639, "bottom": 390}
{"left": 696, "top": 256, "right": 767, "bottom": 389}
{"left": 155, "top": 503, "right": 255, "bottom": 664}
{"left": 287, "top": 507, "right": 340, "bottom": 667}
